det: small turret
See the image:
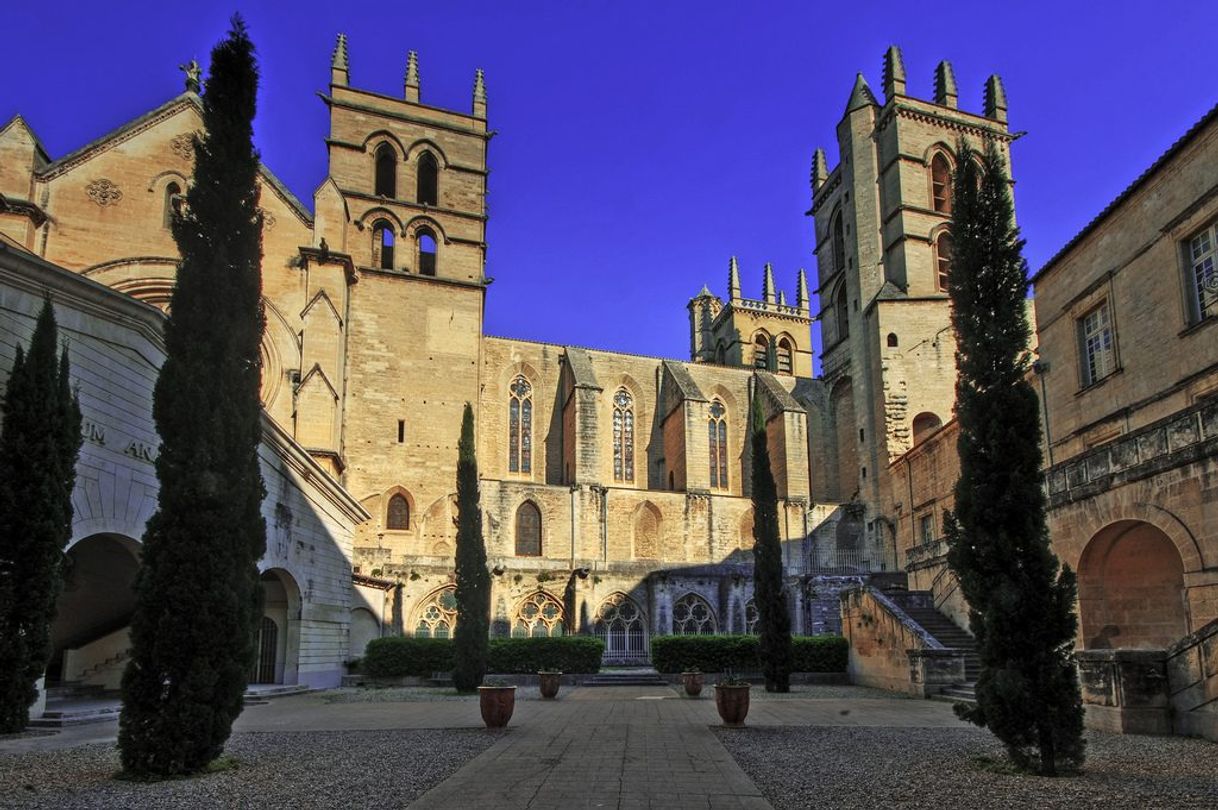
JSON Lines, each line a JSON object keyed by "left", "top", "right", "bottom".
{"left": 882, "top": 46, "right": 906, "bottom": 101}
{"left": 331, "top": 33, "right": 349, "bottom": 87}
{"left": 934, "top": 61, "right": 958, "bottom": 109}
{"left": 796, "top": 268, "right": 809, "bottom": 313}
{"left": 845, "top": 73, "right": 878, "bottom": 115}
{"left": 404, "top": 51, "right": 420, "bottom": 102}
{"left": 984, "top": 74, "right": 1008, "bottom": 123}
{"left": 473, "top": 69, "right": 487, "bottom": 119}
{"left": 763, "top": 263, "right": 776, "bottom": 305}
{"left": 728, "top": 256, "right": 741, "bottom": 301}
{"left": 811, "top": 148, "right": 828, "bottom": 194}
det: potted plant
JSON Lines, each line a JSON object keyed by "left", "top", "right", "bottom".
{"left": 680, "top": 668, "right": 703, "bottom": 697}
{"left": 478, "top": 678, "right": 517, "bottom": 728}
{"left": 714, "top": 674, "right": 751, "bottom": 726}
{"left": 537, "top": 669, "right": 562, "bottom": 699}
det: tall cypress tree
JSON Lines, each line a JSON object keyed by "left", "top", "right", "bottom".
{"left": 0, "top": 299, "right": 82, "bottom": 732}
{"left": 452, "top": 402, "right": 490, "bottom": 692}
{"left": 119, "top": 17, "right": 267, "bottom": 777}
{"left": 944, "top": 140, "right": 1084, "bottom": 776}
{"left": 750, "top": 386, "right": 791, "bottom": 692}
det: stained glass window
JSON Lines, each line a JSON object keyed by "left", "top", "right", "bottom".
{"left": 515, "top": 501, "right": 541, "bottom": 556}
{"left": 414, "top": 587, "right": 458, "bottom": 638}
{"left": 672, "top": 593, "right": 717, "bottom": 635}
{"left": 508, "top": 376, "right": 532, "bottom": 473}
{"left": 708, "top": 400, "right": 728, "bottom": 489}
{"left": 613, "top": 388, "right": 634, "bottom": 482}
{"left": 386, "top": 493, "right": 410, "bottom": 530}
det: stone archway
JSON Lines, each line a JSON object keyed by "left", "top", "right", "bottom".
{"left": 1077, "top": 520, "right": 1189, "bottom": 649}
{"left": 255, "top": 568, "right": 302, "bottom": 684}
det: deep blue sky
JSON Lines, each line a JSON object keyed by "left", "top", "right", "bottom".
{"left": 6, "top": 2, "right": 1215, "bottom": 369}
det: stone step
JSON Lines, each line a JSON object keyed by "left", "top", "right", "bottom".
{"left": 582, "top": 677, "right": 669, "bottom": 686}
{"left": 31, "top": 703, "right": 121, "bottom": 727}
{"left": 932, "top": 683, "right": 978, "bottom": 704}
{"left": 45, "top": 682, "right": 106, "bottom": 701}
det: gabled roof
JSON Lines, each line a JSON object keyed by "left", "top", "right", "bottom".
{"left": 1033, "top": 101, "right": 1218, "bottom": 283}
{"left": 754, "top": 371, "right": 803, "bottom": 414}
{"left": 562, "top": 347, "right": 600, "bottom": 390}
{"left": 0, "top": 114, "right": 50, "bottom": 164}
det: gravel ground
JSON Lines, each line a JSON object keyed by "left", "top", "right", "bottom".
{"left": 322, "top": 686, "right": 544, "bottom": 703}
{"left": 0, "top": 728, "right": 498, "bottom": 809}
{"left": 715, "top": 725, "right": 1218, "bottom": 808}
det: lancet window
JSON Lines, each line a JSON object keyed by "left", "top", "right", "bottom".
{"left": 508, "top": 375, "right": 533, "bottom": 474}
{"left": 935, "top": 231, "right": 954, "bottom": 291}
{"left": 515, "top": 501, "right": 541, "bottom": 557}
{"left": 417, "top": 228, "right": 437, "bottom": 276}
{"left": 776, "top": 338, "right": 793, "bottom": 374}
{"left": 708, "top": 400, "right": 728, "bottom": 490}
{"left": 612, "top": 388, "right": 635, "bottom": 482}
{"left": 417, "top": 151, "right": 438, "bottom": 205}
{"left": 753, "top": 334, "right": 770, "bottom": 369}
{"left": 372, "top": 220, "right": 394, "bottom": 270}
{"left": 930, "top": 152, "right": 952, "bottom": 213}
{"left": 375, "top": 142, "right": 397, "bottom": 197}
{"left": 386, "top": 493, "right": 410, "bottom": 530}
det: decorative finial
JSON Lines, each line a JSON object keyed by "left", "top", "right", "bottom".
{"left": 796, "top": 269, "right": 809, "bottom": 313}
{"left": 762, "top": 263, "right": 776, "bottom": 305}
{"left": 728, "top": 256, "right": 741, "bottom": 301}
{"left": 934, "top": 61, "right": 958, "bottom": 109}
{"left": 779, "top": 290, "right": 787, "bottom": 306}
{"left": 845, "top": 72, "right": 878, "bottom": 114}
{"left": 984, "top": 74, "right": 1008, "bottom": 123}
{"left": 331, "top": 33, "right": 350, "bottom": 86}
{"left": 812, "top": 148, "right": 829, "bottom": 194}
{"left": 404, "top": 51, "right": 420, "bottom": 102}
{"left": 882, "top": 46, "right": 906, "bottom": 100}
{"left": 472, "top": 68, "right": 487, "bottom": 119}
{"left": 179, "top": 59, "right": 201, "bottom": 94}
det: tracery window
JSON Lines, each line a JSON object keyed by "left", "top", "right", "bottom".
{"left": 708, "top": 400, "right": 728, "bottom": 490}
{"left": 935, "top": 231, "right": 954, "bottom": 292}
{"left": 835, "top": 285, "right": 850, "bottom": 341}
{"left": 831, "top": 211, "right": 845, "bottom": 274}
{"left": 776, "top": 338, "right": 793, "bottom": 374}
{"left": 372, "top": 220, "right": 395, "bottom": 270}
{"left": 612, "top": 388, "right": 635, "bottom": 483}
{"left": 414, "top": 587, "right": 457, "bottom": 638}
{"left": 930, "top": 152, "right": 952, "bottom": 214}
{"left": 753, "top": 334, "right": 770, "bottom": 369}
{"left": 508, "top": 376, "right": 533, "bottom": 473}
{"left": 744, "top": 598, "right": 759, "bottom": 634}
{"left": 512, "top": 591, "right": 564, "bottom": 637}
{"left": 374, "top": 143, "right": 397, "bottom": 198}
{"left": 515, "top": 501, "right": 541, "bottom": 557}
{"left": 417, "top": 228, "right": 437, "bottom": 276}
{"left": 672, "top": 593, "right": 717, "bottom": 635}
{"left": 594, "top": 593, "right": 648, "bottom": 664}
{"left": 417, "top": 151, "right": 438, "bottom": 205}
{"left": 386, "top": 493, "right": 410, "bottom": 530}
{"left": 164, "top": 181, "right": 183, "bottom": 229}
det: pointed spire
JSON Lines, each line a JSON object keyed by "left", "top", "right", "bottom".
{"left": 845, "top": 73, "right": 878, "bottom": 115}
{"left": 404, "top": 50, "right": 420, "bottom": 102}
{"left": 697, "top": 284, "right": 713, "bottom": 298}
{"left": 934, "top": 61, "right": 958, "bottom": 109}
{"left": 811, "top": 148, "right": 829, "bottom": 194}
{"left": 763, "top": 263, "right": 776, "bottom": 305}
{"left": 779, "top": 290, "right": 788, "bottom": 306}
{"left": 331, "top": 33, "right": 349, "bottom": 87}
{"left": 728, "top": 256, "right": 741, "bottom": 301}
{"left": 796, "top": 268, "right": 809, "bottom": 313}
{"left": 882, "top": 46, "right": 906, "bottom": 100}
{"left": 472, "top": 69, "right": 487, "bottom": 119}
{"left": 984, "top": 74, "right": 1008, "bottom": 123}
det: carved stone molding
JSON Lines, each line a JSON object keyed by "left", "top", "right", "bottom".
{"left": 169, "top": 133, "right": 196, "bottom": 162}
{"left": 85, "top": 179, "right": 123, "bottom": 207}
{"left": 260, "top": 208, "right": 277, "bottom": 230}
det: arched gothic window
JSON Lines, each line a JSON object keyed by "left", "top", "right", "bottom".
{"left": 515, "top": 501, "right": 541, "bottom": 556}
{"left": 386, "top": 493, "right": 410, "bottom": 530}
{"left": 374, "top": 143, "right": 397, "bottom": 198}
{"left": 753, "top": 334, "right": 770, "bottom": 369}
{"left": 714, "top": 341, "right": 726, "bottom": 364}
{"left": 708, "top": 400, "right": 728, "bottom": 490}
{"left": 372, "top": 220, "right": 395, "bottom": 270}
{"left": 612, "top": 388, "right": 635, "bottom": 483}
{"left": 512, "top": 591, "right": 564, "bottom": 637}
{"left": 414, "top": 587, "right": 457, "bottom": 638}
{"left": 508, "top": 376, "right": 533, "bottom": 474}
{"left": 835, "top": 285, "right": 850, "bottom": 341}
{"left": 417, "top": 228, "right": 437, "bottom": 276}
{"left": 776, "top": 338, "right": 793, "bottom": 374}
{"left": 672, "top": 593, "right": 717, "bottom": 635}
{"left": 831, "top": 211, "right": 845, "bottom": 274}
{"left": 744, "top": 598, "right": 760, "bottom": 634}
{"left": 417, "top": 151, "right": 438, "bottom": 205}
{"left": 164, "top": 181, "right": 183, "bottom": 229}
{"left": 930, "top": 152, "right": 952, "bottom": 214}
{"left": 935, "top": 231, "right": 954, "bottom": 291}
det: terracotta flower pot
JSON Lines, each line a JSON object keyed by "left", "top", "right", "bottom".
{"left": 681, "top": 672, "right": 704, "bottom": 697}
{"left": 714, "top": 684, "right": 750, "bottom": 726}
{"left": 538, "top": 671, "right": 562, "bottom": 699}
{"left": 478, "top": 685, "right": 516, "bottom": 728}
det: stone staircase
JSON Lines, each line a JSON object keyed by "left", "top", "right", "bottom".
{"left": 890, "top": 593, "right": 979, "bottom": 703}
{"left": 582, "top": 668, "right": 668, "bottom": 687}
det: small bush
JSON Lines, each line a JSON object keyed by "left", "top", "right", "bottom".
{"left": 651, "top": 635, "right": 847, "bottom": 674}
{"left": 362, "top": 636, "right": 605, "bottom": 678}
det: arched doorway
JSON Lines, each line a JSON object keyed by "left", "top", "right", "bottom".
{"left": 253, "top": 568, "right": 301, "bottom": 684}
{"left": 593, "top": 593, "right": 648, "bottom": 665}
{"left": 1077, "top": 520, "right": 1189, "bottom": 649}
{"left": 50, "top": 534, "right": 141, "bottom": 687}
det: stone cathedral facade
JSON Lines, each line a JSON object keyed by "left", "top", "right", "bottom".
{"left": 0, "top": 40, "right": 1013, "bottom": 668}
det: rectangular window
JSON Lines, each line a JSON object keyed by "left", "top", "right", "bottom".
{"left": 397, "top": 420, "right": 405, "bottom": 443}
{"left": 919, "top": 514, "right": 935, "bottom": 544}
{"left": 1078, "top": 302, "right": 1117, "bottom": 386}
{"left": 1186, "top": 222, "right": 1218, "bottom": 323}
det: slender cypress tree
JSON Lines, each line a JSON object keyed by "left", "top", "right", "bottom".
{"left": 750, "top": 386, "right": 791, "bottom": 692}
{"left": 0, "top": 299, "right": 82, "bottom": 732}
{"left": 119, "top": 17, "right": 267, "bottom": 776}
{"left": 944, "top": 139, "right": 1084, "bottom": 776}
{"left": 453, "top": 402, "right": 490, "bottom": 692}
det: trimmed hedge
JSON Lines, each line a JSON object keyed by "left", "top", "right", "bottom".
{"left": 650, "top": 635, "right": 847, "bottom": 674}
{"left": 362, "top": 636, "right": 605, "bottom": 678}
